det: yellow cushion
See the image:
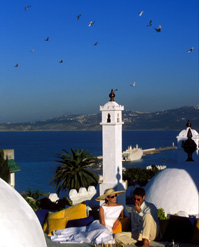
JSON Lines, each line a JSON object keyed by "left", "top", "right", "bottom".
{"left": 113, "top": 221, "right": 122, "bottom": 234}
{"left": 65, "top": 203, "right": 87, "bottom": 221}
{"left": 191, "top": 219, "right": 199, "bottom": 243}
{"left": 43, "top": 203, "right": 87, "bottom": 235}
{"left": 47, "top": 217, "right": 68, "bottom": 236}
{"left": 43, "top": 209, "right": 66, "bottom": 232}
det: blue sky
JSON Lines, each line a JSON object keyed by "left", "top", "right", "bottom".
{"left": 0, "top": 0, "right": 198, "bottom": 123}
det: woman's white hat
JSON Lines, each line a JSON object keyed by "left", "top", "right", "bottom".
{"left": 96, "top": 188, "right": 125, "bottom": 201}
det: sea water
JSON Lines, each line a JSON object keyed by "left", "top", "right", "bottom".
{"left": 0, "top": 131, "right": 178, "bottom": 193}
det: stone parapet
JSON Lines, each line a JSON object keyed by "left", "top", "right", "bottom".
{"left": 69, "top": 186, "right": 97, "bottom": 205}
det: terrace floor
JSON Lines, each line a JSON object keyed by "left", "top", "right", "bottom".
{"left": 45, "top": 234, "right": 198, "bottom": 247}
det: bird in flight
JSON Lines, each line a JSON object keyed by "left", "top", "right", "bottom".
{"left": 154, "top": 25, "right": 161, "bottom": 32}
{"left": 131, "top": 82, "right": 136, "bottom": 87}
{"left": 15, "top": 64, "right": 19, "bottom": 67}
{"left": 147, "top": 20, "right": 152, "bottom": 27}
{"left": 93, "top": 41, "right": 98, "bottom": 46}
{"left": 114, "top": 89, "right": 118, "bottom": 92}
{"left": 139, "top": 11, "right": 144, "bottom": 16}
{"left": 45, "top": 36, "right": 49, "bottom": 41}
{"left": 77, "top": 14, "right": 81, "bottom": 20}
{"left": 25, "top": 5, "right": 31, "bottom": 11}
{"left": 59, "top": 60, "right": 63, "bottom": 63}
{"left": 30, "top": 49, "right": 34, "bottom": 52}
{"left": 89, "top": 21, "right": 95, "bottom": 27}
{"left": 187, "top": 47, "right": 194, "bottom": 53}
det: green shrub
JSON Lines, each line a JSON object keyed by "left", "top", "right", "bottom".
{"left": 22, "top": 189, "right": 42, "bottom": 211}
{"left": 0, "top": 150, "right": 10, "bottom": 183}
{"left": 123, "top": 165, "right": 160, "bottom": 186}
{"left": 158, "top": 208, "right": 169, "bottom": 220}
{"left": 22, "top": 188, "right": 72, "bottom": 211}
{"left": 26, "top": 188, "right": 42, "bottom": 200}
{"left": 24, "top": 197, "right": 40, "bottom": 212}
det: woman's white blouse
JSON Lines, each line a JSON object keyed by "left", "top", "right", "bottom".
{"left": 102, "top": 205, "right": 123, "bottom": 232}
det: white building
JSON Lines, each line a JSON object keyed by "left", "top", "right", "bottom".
{"left": 0, "top": 177, "right": 47, "bottom": 247}
{"left": 3, "top": 149, "right": 21, "bottom": 188}
{"left": 145, "top": 120, "right": 199, "bottom": 217}
{"left": 176, "top": 120, "right": 199, "bottom": 163}
{"left": 99, "top": 89, "right": 126, "bottom": 205}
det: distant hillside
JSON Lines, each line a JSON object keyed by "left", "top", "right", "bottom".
{"left": 0, "top": 106, "right": 199, "bottom": 131}
{"left": 123, "top": 106, "right": 199, "bottom": 131}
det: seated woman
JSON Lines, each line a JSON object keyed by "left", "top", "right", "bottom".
{"left": 50, "top": 188, "right": 125, "bottom": 244}
{"left": 96, "top": 188, "right": 125, "bottom": 233}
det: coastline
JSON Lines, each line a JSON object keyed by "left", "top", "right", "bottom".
{"left": 2, "top": 131, "right": 178, "bottom": 193}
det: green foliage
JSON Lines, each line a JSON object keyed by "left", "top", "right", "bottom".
{"left": 63, "top": 197, "right": 72, "bottom": 206}
{"left": 158, "top": 208, "right": 169, "bottom": 220}
{"left": 22, "top": 188, "right": 43, "bottom": 211}
{"left": 123, "top": 165, "right": 160, "bottom": 186}
{"left": 22, "top": 188, "right": 72, "bottom": 212}
{"left": 0, "top": 149, "right": 10, "bottom": 183}
{"left": 26, "top": 188, "right": 43, "bottom": 200}
{"left": 24, "top": 197, "right": 40, "bottom": 212}
{"left": 50, "top": 148, "right": 99, "bottom": 195}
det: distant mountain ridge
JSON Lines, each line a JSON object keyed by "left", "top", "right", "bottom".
{"left": 0, "top": 106, "right": 199, "bottom": 131}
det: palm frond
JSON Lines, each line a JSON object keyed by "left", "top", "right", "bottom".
{"left": 50, "top": 148, "right": 99, "bottom": 195}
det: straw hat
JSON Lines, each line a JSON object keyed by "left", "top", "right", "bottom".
{"left": 96, "top": 188, "right": 125, "bottom": 201}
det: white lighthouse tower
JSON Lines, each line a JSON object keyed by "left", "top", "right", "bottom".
{"left": 99, "top": 90, "right": 126, "bottom": 205}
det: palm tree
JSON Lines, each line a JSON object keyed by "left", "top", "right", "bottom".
{"left": 50, "top": 148, "right": 99, "bottom": 195}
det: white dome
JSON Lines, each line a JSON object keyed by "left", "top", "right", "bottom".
{"left": 178, "top": 127, "right": 198, "bottom": 138}
{"left": 145, "top": 163, "right": 199, "bottom": 216}
{"left": 100, "top": 101, "right": 124, "bottom": 111}
{"left": 0, "top": 178, "right": 47, "bottom": 247}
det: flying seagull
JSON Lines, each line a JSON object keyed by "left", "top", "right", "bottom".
{"left": 139, "top": 11, "right": 144, "bottom": 16}
{"left": 25, "top": 5, "right": 31, "bottom": 11}
{"left": 89, "top": 21, "right": 95, "bottom": 27}
{"left": 147, "top": 20, "right": 152, "bottom": 27}
{"left": 131, "top": 82, "right": 136, "bottom": 87}
{"left": 15, "top": 64, "right": 19, "bottom": 67}
{"left": 187, "top": 47, "right": 194, "bottom": 53}
{"left": 154, "top": 25, "right": 161, "bottom": 32}
{"left": 45, "top": 36, "right": 49, "bottom": 41}
{"left": 59, "top": 60, "right": 63, "bottom": 63}
{"left": 93, "top": 41, "right": 98, "bottom": 46}
{"left": 77, "top": 14, "right": 81, "bottom": 20}
{"left": 114, "top": 89, "right": 118, "bottom": 92}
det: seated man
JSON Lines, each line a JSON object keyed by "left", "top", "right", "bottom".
{"left": 115, "top": 187, "right": 159, "bottom": 247}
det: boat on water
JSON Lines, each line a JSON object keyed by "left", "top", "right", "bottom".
{"left": 122, "top": 144, "right": 143, "bottom": 161}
